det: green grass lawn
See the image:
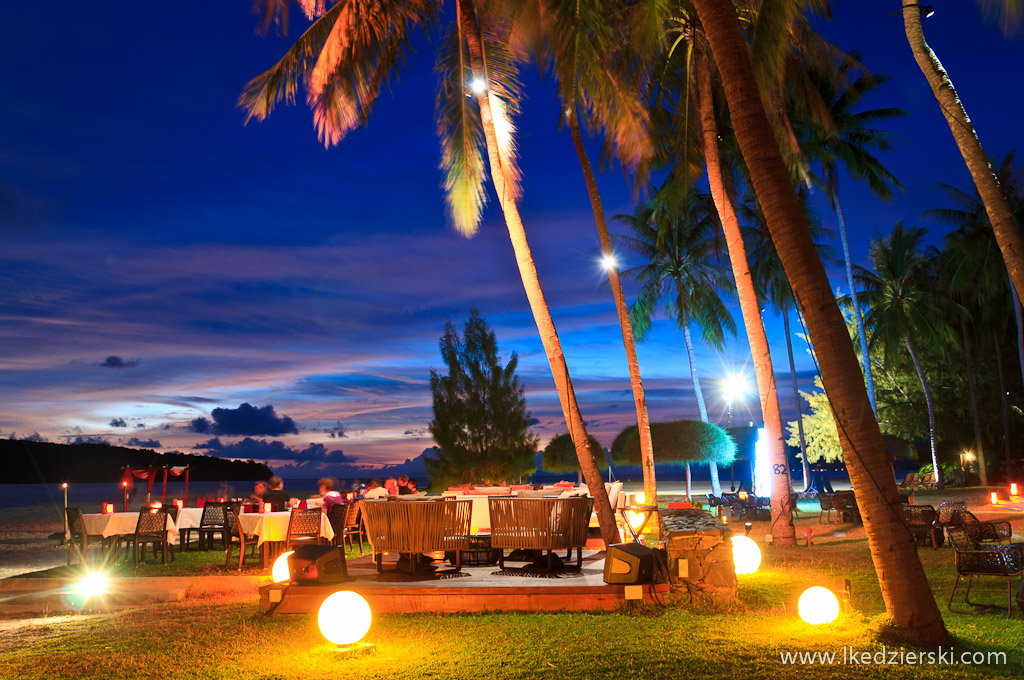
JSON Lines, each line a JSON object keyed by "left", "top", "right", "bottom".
{"left": 3, "top": 489, "right": 1023, "bottom": 679}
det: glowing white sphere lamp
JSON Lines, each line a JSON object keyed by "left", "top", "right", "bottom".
{"left": 798, "top": 586, "right": 840, "bottom": 625}
{"left": 272, "top": 551, "right": 294, "bottom": 583}
{"left": 731, "top": 535, "right": 762, "bottom": 575}
{"left": 318, "top": 591, "right": 372, "bottom": 645}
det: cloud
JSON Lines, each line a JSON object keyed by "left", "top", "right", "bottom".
{"left": 19, "top": 432, "right": 49, "bottom": 442}
{"left": 98, "top": 355, "right": 138, "bottom": 369}
{"left": 110, "top": 418, "right": 128, "bottom": 428}
{"left": 72, "top": 435, "right": 110, "bottom": 445}
{"left": 124, "top": 437, "right": 161, "bottom": 448}
{"left": 192, "top": 437, "right": 354, "bottom": 463}
{"left": 188, "top": 403, "right": 298, "bottom": 436}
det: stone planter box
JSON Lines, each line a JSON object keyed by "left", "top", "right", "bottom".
{"left": 660, "top": 509, "right": 738, "bottom": 606}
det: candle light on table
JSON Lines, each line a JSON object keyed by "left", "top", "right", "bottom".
{"left": 174, "top": 499, "right": 183, "bottom": 509}
{"left": 103, "top": 502, "right": 114, "bottom": 514}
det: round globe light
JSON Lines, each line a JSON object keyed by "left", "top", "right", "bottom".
{"left": 798, "top": 586, "right": 840, "bottom": 625}
{"left": 272, "top": 551, "right": 294, "bottom": 583}
{"left": 318, "top": 591, "right": 372, "bottom": 645}
{"left": 731, "top": 535, "right": 762, "bottom": 575}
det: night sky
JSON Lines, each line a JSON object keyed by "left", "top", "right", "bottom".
{"left": 1, "top": 3, "right": 1020, "bottom": 475}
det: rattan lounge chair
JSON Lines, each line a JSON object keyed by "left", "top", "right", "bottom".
{"left": 901, "top": 503, "right": 943, "bottom": 548}
{"left": 959, "top": 511, "right": 1013, "bottom": 544}
{"left": 817, "top": 493, "right": 835, "bottom": 524}
{"left": 361, "top": 498, "right": 472, "bottom": 573}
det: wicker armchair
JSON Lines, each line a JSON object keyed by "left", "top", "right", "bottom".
{"left": 901, "top": 503, "right": 943, "bottom": 548}
{"left": 284, "top": 508, "right": 323, "bottom": 551}
{"left": 817, "top": 493, "right": 835, "bottom": 524}
{"left": 945, "top": 525, "right": 1023, "bottom": 618}
{"left": 959, "top": 511, "right": 1013, "bottom": 544}
{"left": 488, "top": 496, "right": 594, "bottom": 570}
{"left": 832, "top": 491, "right": 861, "bottom": 523}
{"left": 361, "top": 498, "right": 472, "bottom": 573}
{"left": 224, "top": 507, "right": 259, "bottom": 570}
{"left": 66, "top": 508, "right": 111, "bottom": 565}
{"left": 935, "top": 501, "right": 968, "bottom": 529}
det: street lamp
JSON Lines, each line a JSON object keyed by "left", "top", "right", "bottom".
{"left": 959, "top": 451, "right": 975, "bottom": 487}
{"left": 721, "top": 372, "right": 748, "bottom": 491}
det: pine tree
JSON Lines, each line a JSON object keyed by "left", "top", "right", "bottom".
{"left": 427, "top": 307, "right": 538, "bottom": 487}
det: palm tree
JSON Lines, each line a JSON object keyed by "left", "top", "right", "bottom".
{"left": 797, "top": 57, "right": 908, "bottom": 415}
{"left": 741, "top": 185, "right": 835, "bottom": 491}
{"left": 929, "top": 151, "right": 1024, "bottom": 476}
{"left": 854, "top": 224, "right": 954, "bottom": 490}
{"left": 690, "top": 0, "right": 949, "bottom": 644}
{"left": 614, "top": 181, "right": 737, "bottom": 495}
{"left": 506, "top": 0, "right": 661, "bottom": 509}
{"left": 237, "top": 0, "right": 617, "bottom": 543}
{"left": 902, "top": 2, "right": 1024, "bottom": 312}
{"left": 692, "top": 42, "right": 795, "bottom": 544}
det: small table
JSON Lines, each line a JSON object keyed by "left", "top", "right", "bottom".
{"left": 620, "top": 504, "right": 659, "bottom": 543}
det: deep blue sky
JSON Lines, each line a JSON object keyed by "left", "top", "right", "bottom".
{"left": 1, "top": 2, "right": 1020, "bottom": 475}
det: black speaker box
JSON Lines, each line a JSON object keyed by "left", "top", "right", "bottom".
{"left": 603, "top": 542, "right": 655, "bottom": 584}
{"left": 287, "top": 545, "right": 350, "bottom": 583}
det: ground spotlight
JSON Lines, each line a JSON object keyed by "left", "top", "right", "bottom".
{"left": 272, "top": 551, "right": 295, "bottom": 583}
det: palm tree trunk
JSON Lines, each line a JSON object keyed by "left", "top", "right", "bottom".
{"left": 835, "top": 198, "right": 877, "bottom": 414}
{"left": 904, "top": 334, "right": 942, "bottom": 489}
{"left": 995, "top": 330, "right": 1011, "bottom": 469}
{"left": 693, "top": 0, "right": 948, "bottom": 644}
{"left": 961, "top": 317, "right": 988, "bottom": 485}
{"left": 695, "top": 46, "right": 794, "bottom": 544}
{"left": 568, "top": 114, "right": 658, "bottom": 512}
{"left": 783, "top": 307, "right": 810, "bottom": 490}
{"left": 684, "top": 324, "right": 721, "bottom": 494}
{"left": 1012, "top": 278, "right": 1024, "bottom": 395}
{"left": 903, "top": 5, "right": 1024, "bottom": 308}
{"left": 458, "top": 0, "right": 616, "bottom": 545}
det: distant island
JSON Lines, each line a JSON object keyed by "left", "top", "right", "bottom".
{"left": 0, "top": 439, "right": 272, "bottom": 484}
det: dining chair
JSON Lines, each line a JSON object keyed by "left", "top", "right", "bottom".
{"left": 328, "top": 501, "right": 364, "bottom": 552}
{"left": 285, "top": 508, "right": 322, "bottom": 550}
{"left": 224, "top": 507, "right": 260, "bottom": 570}
{"left": 123, "top": 507, "right": 174, "bottom": 567}
{"left": 65, "top": 508, "right": 111, "bottom": 565}
{"left": 194, "top": 502, "right": 229, "bottom": 551}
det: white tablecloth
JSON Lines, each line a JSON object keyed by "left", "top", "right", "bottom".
{"left": 237, "top": 511, "right": 334, "bottom": 545}
{"left": 82, "top": 512, "right": 178, "bottom": 540}
{"left": 175, "top": 507, "right": 205, "bottom": 531}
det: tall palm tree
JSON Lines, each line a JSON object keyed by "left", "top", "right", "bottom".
{"left": 690, "top": 0, "right": 949, "bottom": 644}
{"left": 614, "top": 181, "right": 737, "bottom": 495}
{"left": 237, "top": 0, "right": 617, "bottom": 543}
{"left": 741, "top": 185, "right": 835, "bottom": 491}
{"left": 854, "top": 224, "right": 954, "bottom": 490}
{"left": 929, "top": 151, "right": 1024, "bottom": 475}
{"left": 506, "top": 0, "right": 661, "bottom": 509}
{"left": 693, "top": 42, "right": 795, "bottom": 544}
{"left": 797, "top": 57, "right": 908, "bottom": 415}
{"left": 902, "top": 2, "right": 1024, "bottom": 312}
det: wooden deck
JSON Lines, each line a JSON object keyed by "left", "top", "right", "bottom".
{"left": 260, "top": 550, "right": 669, "bottom": 614}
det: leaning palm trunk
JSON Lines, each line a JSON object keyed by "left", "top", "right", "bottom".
{"left": 695, "top": 48, "right": 794, "bottom": 543}
{"left": 458, "top": 1, "right": 616, "bottom": 545}
{"left": 1013, "top": 278, "right": 1024, "bottom": 393}
{"left": 784, "top": 307, "right": 810, "bottom": 490}
{"left": 836, "top": 199, "right": 877, "bottom": 414}
{"left": 568, "top": 114, "right": 658, "bottom": 512}
{"left": 961, "top": 317, "right": 988, "bottom": 485}
{"left": 904, "top": 334, "right": 942, "bottom": 489}
{"left": 685, "top": 325, "right": 722, "bottom": 494}
{"left": 693, "top": 0, "right": 948, "bottom": 644}
{"left": 903, "top": 6, "right": 1024, "bottom": 308}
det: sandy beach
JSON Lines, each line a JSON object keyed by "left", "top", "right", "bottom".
{"left": 0, "top": 505, "right": 68, "bottom": 580}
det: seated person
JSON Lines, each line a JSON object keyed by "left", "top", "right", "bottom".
{"left": 363, "top": 478, "right": 389, "bottom": 499}
{"left": 397, "top": 474, "right": 410, "bottom": 494}
{"left": 401, "top": 478, "right": 420, "bottom": 495}
{"left": 384, "top": 477, "right": 399, "bottom": 495}
{"left": 250, "top": 480, "right": 268, "bottom": 503}
{"left": 317, "top": 477, "right": 343, "bottom": 511}
{"left": 261, "top": 476, "right": 292, "bottom": 510}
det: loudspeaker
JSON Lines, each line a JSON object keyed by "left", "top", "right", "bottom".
{"left": 603, "top": 542, "right": 655, "bottom": 584}
{"left": 287, "top": 545, "right": 350, "bottom": 584}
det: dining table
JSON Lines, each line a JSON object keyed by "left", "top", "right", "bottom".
{"left": 82, "top": 511, "right": 178, "bottom": 540}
